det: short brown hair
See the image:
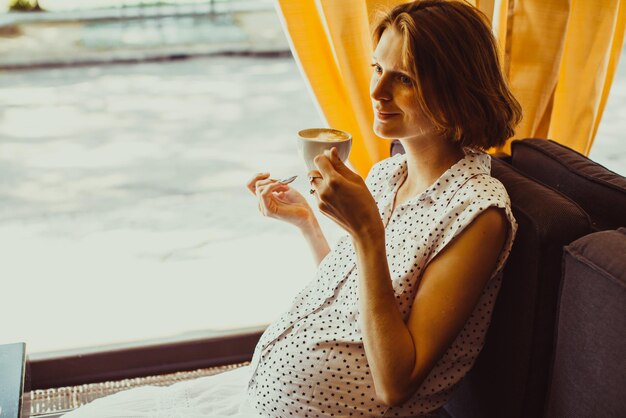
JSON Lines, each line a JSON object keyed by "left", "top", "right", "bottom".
{"left": 371, "top": 0, "right": 522, "bottom": 149}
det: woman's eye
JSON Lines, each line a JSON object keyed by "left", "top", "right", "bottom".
{"left": 371, "top": 63, "right": 382, "bottom": 74}
{"left": 399, "top": 75, "right": 412, "bottom": 85}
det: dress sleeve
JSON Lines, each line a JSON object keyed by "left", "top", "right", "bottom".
{"left": 426, "top": 174, "right": 518, "bottom": 279}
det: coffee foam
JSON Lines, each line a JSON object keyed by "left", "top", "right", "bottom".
{"left": 314, "top": 132, "right": 347, "bottom": 142}
{"left": 299, "top": 128, "right": 350, "bottom": 142}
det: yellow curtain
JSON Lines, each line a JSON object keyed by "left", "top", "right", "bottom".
{"left": 498, "top": 0, "right": 626, "bottom": 155}
{"left": 494, "top": 0, "right": 570, "bottom": 154}
{"left": 548, "top": 0, "right": 626, "bottom": 154}
{"left": 274, "top": 0, "right": 403, "bottom": 176}
{"left": 276, "top": 0, "right": 625, "bottom": 175}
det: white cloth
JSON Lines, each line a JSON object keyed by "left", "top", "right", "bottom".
{"left": 61, "top": 365, "right": 261, "bottom": 418}
{"left": 63, "top": 148, "right": 516, "bottom": 418}
{"left": 247, "top": 148, "right": 517, "bottom": 417}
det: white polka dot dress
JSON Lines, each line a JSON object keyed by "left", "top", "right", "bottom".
{"left": 247, "top": 148, "right": 518, "bottom": 417}
{"left": 60, "top": 148, "right": 516, "bottom": 418}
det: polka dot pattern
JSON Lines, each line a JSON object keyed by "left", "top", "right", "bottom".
{"left": 247, "top": 148, "right": 517, "bottom": 417}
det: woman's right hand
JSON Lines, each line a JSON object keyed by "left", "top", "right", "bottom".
{"left": 247, "top": 173, "right": 314, "bottom": 229}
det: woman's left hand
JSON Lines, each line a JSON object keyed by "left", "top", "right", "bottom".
{"left": 309, "top": 148, "right": 383, "bottom": 238}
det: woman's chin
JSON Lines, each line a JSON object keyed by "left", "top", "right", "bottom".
{"left": 373, "top": 123, "right": 397, "bottom": 140}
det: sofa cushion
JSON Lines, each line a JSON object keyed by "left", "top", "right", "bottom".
{"left": 443, "top": 158, "right": 592, "bottom": 418}
{"left": 545, "top": 228, "right": 626, "bottom": 418}
{"left": 511, "top": 139, "right": 626, "bottom": 231}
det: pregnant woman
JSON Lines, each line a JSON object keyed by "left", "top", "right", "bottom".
{"left": 63, "top": 1, "right": 522, "bottom": 417}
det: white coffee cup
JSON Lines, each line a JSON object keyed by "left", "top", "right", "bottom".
{"left": 297, "top": 128, "right": 352, "bottom": 172}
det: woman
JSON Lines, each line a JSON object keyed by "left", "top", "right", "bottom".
{"left": 63, "top": 1, "right": 521, "bottom": 417}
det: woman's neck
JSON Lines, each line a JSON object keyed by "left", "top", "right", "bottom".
{"left": 397, "top": 138, "right": 466, "bottom": 197}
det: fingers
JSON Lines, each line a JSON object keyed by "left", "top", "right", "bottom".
{"left": 251, "top": 176, "right": 290, "bottom": 198}
{"left": 305, "top": 168, "right": 320, "bottom": 196}
{"left": 307, "top": 169, "right": 322, "bottom": 180}
{"left": 313, "top": 147, "right": 352, "bottom": 181}
{"left": 309, "top": 179, "right": 344, "bottom": 230}
{"left": 247, "top": 172, "right": 270, "bottom": 195}
{"left": 255, "top": 177, "right": 276, "bottom": 191}
{"left": 313, "top": 152, "right": 336, "bottom": 176}
{"left": 326, "top": 147, "right": 352, "bottom": 176}
{"left": 256, "top": 180, "right": 288, "bottom": 198}
{"left": 256, "top": 181, "right": 289, "bottom": 216}
{"left": 313, "top": 152, "right": 346, "bottom": 196}
{"left": 308, "top": 173, "right": 335, "bottom": 211}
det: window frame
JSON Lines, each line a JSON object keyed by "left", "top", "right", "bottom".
{"left": 26, "top": 325, "right": 265, "bottom": 390}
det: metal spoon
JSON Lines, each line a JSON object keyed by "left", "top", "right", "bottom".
{"left": 279, "top": 175, "right": 298, "bottom": 184}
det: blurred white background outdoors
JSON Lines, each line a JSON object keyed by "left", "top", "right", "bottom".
{"left": 0, "top": 0, "right": 624, "bottom": 355}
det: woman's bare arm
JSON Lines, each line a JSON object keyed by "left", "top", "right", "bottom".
{"left": 247, "top": 172, "right": 330, "bottom": 265}
{"left": 299, "top": 214, "right": 331, "bottom": 266}
{"left": 355, "top": 207, "right": 507, "bottom": 406}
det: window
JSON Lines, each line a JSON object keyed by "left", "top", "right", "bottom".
{"left": 590, "top": 45, "right": 626, "bottom": 174}
{"left": 0, "top": 0, "right": 346, "bottom": 354}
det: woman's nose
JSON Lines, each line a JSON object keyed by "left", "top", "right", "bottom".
{"left": 370, "top": 75, "right": 391, "bottom": 101}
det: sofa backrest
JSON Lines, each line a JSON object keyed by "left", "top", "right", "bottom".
{"left": 545, "top": 228, "right": 626, "bottom": 418}
{"left": 444, "top": 157, "right": 592, "bottom": 418}
{"left": 510, "top": 139, "right": 626, "bottom": 231}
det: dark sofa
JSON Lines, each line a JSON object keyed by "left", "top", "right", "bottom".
{"left": 546, "top": 228, "right": 626, "bottom": 418}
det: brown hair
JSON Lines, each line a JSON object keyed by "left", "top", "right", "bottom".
{"left": 371, "top": 0, "right": 522, "bottom": 149}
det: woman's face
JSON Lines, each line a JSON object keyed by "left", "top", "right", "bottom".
{"left": 370, "top": 28, "right": 435, "bottom": 141}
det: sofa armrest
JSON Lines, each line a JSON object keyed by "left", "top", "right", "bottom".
{"left": 546, "top": 228, "right": 626, "bottom": 418}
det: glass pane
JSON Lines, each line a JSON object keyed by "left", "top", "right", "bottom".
{"left": 0, "top": 0, "right": 346, "bottom": 354}
{"left": 590, "top": 42, "right": 626, "bottom": 175}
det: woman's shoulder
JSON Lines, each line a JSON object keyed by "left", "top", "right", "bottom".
{"left": 429, "top": 169, "right": 517, "bottom": 268}
{"left": 448, "top": 150, "right": 511, "bottom": 208}
{"left": 463, "top": 171, "right": 510, "bottom": 204}
{"left": 440, "top": 156, "right": 516, "bottom": 227}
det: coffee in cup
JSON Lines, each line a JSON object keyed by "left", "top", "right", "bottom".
{"left": 297, "top": 128, "right": 352, "bottom": 172}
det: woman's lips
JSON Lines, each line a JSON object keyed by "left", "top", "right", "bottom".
{"left": 375, "top": 111, "right": 399, "bottom": 120}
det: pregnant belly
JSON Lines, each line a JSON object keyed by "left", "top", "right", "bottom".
{"left": 248, "top": 337, "right": 385, "bottom": 417}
